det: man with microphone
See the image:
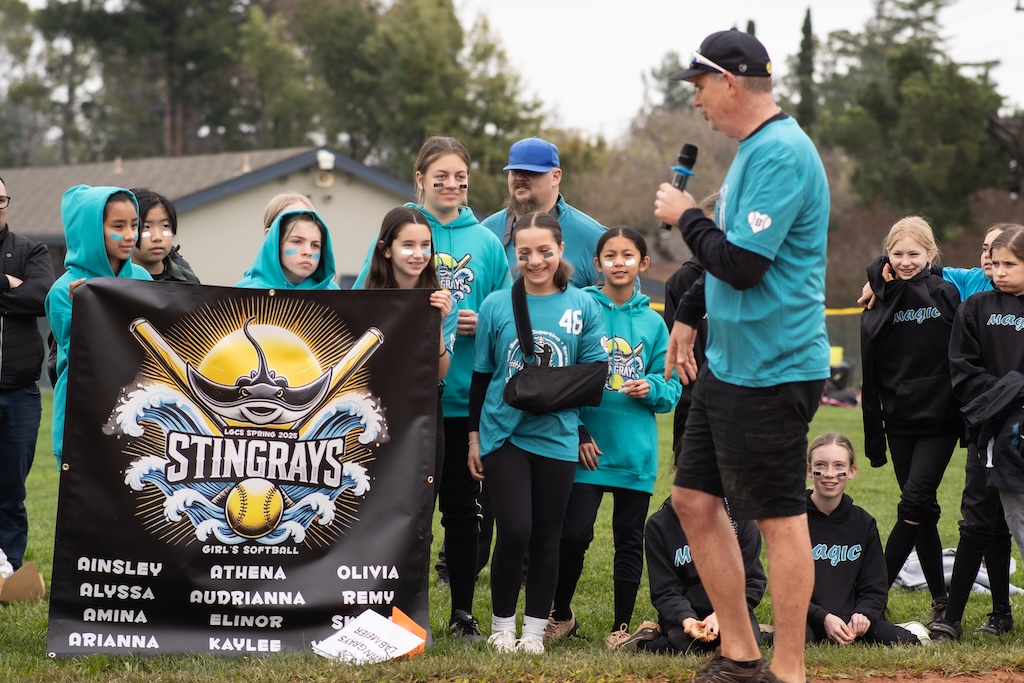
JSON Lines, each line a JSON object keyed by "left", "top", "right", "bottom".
{"left": 653, "top": 29, "right": 829, "bottom": 683}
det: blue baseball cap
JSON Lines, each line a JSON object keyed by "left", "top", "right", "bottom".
{"left": 503, "top": 137, "right": 560, "bottom": 173}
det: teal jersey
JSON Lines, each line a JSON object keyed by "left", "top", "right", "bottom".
{"left": 237, "top": 209, "right": 339, "bottom": 290}
{"left": 707, "top": 116, "right": 830, "bottom": 387}
{"left": 353, "top": 204, "right": 511, "bottom": 416}
{"left": 482, "top": 195, "right": 606, "bottom": 288}
{"left": 474, "top": 286, "right": 607, "bottom": 462}
{"left": 45, "top": 185, "right": 153, "bottom": 463}
{"left": 942, "top": 266, "right": 991, "bottom": 300}
{"left": 576, "top": 287, "right": 681, "bottom": 494}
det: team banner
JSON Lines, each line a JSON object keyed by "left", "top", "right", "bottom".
{"left": 46, "top": 280, "right": 438, "bottom": 657}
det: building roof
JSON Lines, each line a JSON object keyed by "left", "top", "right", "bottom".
{"left": 1, "top": 146, "right": 414, "bottom": 243}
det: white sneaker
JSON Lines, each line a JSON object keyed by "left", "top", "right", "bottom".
{"left": 516, "top": 634, "right": 545, "bottom": 654}
{"left": 487, "top": 629, "right": 517, "bottom": 652}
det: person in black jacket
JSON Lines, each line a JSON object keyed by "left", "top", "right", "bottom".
{"left": 661, "top": 192, "right": 716, "bottom": 458}
{"left": 0, "top": 176, "right": 55, "bottom": 570}
{"left": 130, "top": 188, "right": 200, "bottom": 283}
{"left": 805, "top": 432, "right": 921, "bottom": 646}
{"left": 950, "top": 225, "right": 1024, "bottom": 581}
{"left": 622, "top": 496, "right": 765, "bottom": 654}
{"left": 860, "top": 216, "right": 961, "bottom": 625}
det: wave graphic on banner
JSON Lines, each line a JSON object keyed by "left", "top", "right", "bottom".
{"left": 113, "top": 382, "right": 380, "bottom": 545}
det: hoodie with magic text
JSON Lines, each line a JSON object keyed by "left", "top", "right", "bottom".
{"left": 45, "top": 185, "right": 152, "bottom": 463}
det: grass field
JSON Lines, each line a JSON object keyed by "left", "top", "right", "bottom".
{"left": 3, "top": 398, "right": 1024, "bottom": 681}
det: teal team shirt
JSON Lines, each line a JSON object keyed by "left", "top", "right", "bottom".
{"left": 474, "top": 285, "right": 607, "bottom": 462}
{"left": 942, "top": 266, "right": 990, "bottom": 300}
{"left": 707, "top": 116, "right": 830, "bottom": 387}
{"left": 481, "top": 195, "right": 606, "bottom": 288}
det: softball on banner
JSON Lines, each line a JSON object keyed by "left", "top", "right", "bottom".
{"left": 224, "top": 478, "right": 284, "bottom": 539}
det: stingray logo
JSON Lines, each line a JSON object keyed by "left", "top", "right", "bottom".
{"left": 505, "top": 330, "right": 569, "bottom": 378}
{"left": 105, "top": 298, "right": 388, "bottom": 547}
{"left": 436, "top": 252, "right": 474, "bottom": 302}
{"left": 604, "top": 336, "right": 644, "bottom": 391}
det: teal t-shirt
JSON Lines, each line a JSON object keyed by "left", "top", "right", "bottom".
{"left": 942, "top": 266, "right": 991, "bottom": 300}
{"left": 481, "top": 195, "right": 605, "bottom": 289}
{"left": 474, "top": 286, "right": 607, "bottom": 462}
{"left": 706, "top": 116, "right": 830, "bottom": 387}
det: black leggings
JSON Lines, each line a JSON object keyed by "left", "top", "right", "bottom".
{"left": 439, "top": 417, "right": 482, "bottom": 617}
{"left": 945, "top": 444, "right": 1012, "bottom": 622}
{"left": 884, "top": 433, "right": 956, "bottom": 596}
{"left": 806, "top": 618, "right": 918, "bottom": 646}
{"left": 484, "top": 441, "right": 577, "bottom": 619}
{"left": 553, "top": 484, "right": 650, "bottom": 627}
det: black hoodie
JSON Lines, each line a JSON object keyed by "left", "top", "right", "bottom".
{"left": 644, "top": 498, "right": 765, "bottom": 629}
{"left": 860, "top": 257, "right": 961, "bottom": 466}
{"left": 806, "top": 491, "right": 889, "bottom": 626}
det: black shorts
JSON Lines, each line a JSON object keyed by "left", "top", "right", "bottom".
{"left": 674, "top": 368, "right": 823, "bottom": 521}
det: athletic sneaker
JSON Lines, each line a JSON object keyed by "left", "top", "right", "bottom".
{"left": 448, "top": 610, "right": 484, "bottom": 642}
{"left": 544, "top": 610, "right": 579, "bottom": 642}
{"left": 610, "top": 621, "right": 661, "bottom": 651}
{"left": 487, "top": 629, "right": 517, "bottom": 653}
{"left": 974, "top": 611, "right": 1014, "bottom": 636}
{"left": 895, "top": 620, "right": 932, "bottom": 646}
{"left": 692, "top": 651, "right": 778, "bottom": 683}
{"left": 605, "top": 625, "right": 632, "bottom": 650}
{"left": 516, "top": 634, "right": 545, "bottom": 654}
{"left": 927, "top": 619, "right": 962, "bottom": 644}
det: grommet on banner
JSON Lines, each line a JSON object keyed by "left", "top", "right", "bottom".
{"left": 61, "top": 463, "right": 69, "bottom": 471}
{"left": 426, "top": 476, "right": 434, "bottom": 485}
{"left": 269, "top": 289, "right": 276, "bottom": 296}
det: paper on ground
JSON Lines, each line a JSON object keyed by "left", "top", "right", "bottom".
{"left": 312, "top": 608, "right": 425, "bottom": 663}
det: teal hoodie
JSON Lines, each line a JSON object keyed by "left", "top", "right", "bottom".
{"left": 576, "top": 286, "right": 681, "bottom": 493}
{"left": 353, "top": 203, "right": 511, "bottom": 416}
{"left": 45, "top": 185, "right": 153, "bottom": 463}
{"left": 236, "top": 209, "right": 339, "bottom": 290}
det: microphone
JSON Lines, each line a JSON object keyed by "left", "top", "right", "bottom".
{"left": 659, "top": 143, "right": 699, "bottom": 230}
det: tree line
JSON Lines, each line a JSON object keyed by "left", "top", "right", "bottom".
{"left": 0, "top": 0, "right": 1021, "bottom": 243}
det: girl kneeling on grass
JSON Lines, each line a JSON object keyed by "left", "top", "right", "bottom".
{"left": 468, "top": 211, "right": 607, "bottom": 654}
{"left": 545, "top": 227, "right": 681, "bottom": 649}
{"left": 805, "top": 432, "right": 925, "bottom": 646}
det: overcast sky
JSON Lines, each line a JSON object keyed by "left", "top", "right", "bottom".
{"left": 455, "top": 0, "right": 1024, "bottom": 139}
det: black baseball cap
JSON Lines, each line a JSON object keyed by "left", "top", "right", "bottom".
{"left": 670, "top": 29, "right": 772, "bottom": 81}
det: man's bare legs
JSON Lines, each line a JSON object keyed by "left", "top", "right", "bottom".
{"left": 758, "top": 514, "right": 813, "bottom": 683}
{"left": 672, "top": 486, "right": 762, "bottom": 663}
{"left": 674, "top": 485, "right": 813, "bottom": 683}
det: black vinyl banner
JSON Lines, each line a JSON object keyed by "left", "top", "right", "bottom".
{"left": 46, "top": 280, "right": 438, "bottom": 657}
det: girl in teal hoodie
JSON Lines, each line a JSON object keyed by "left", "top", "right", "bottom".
{"left": 236, "top": 209, "right": 338, "bottom": 290}
{"left": 45, "top": 185, "right": 153, "bottom": 464}
{"left": 352, "top": 137, "right": 510, "bottom": 641}
{"left": 547, "top": 227, "right": 681, "bottom": 648}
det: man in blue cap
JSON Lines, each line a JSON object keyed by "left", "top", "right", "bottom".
{"left": 483, "top": 137, "right": 605, "bottom": 288}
